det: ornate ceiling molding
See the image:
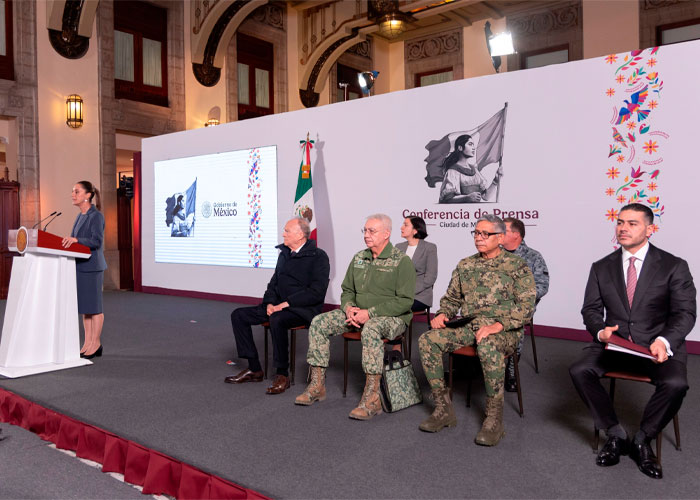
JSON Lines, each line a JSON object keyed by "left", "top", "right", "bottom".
{"left": 507, "top": 2, "right": 579, "bottom": 37}
{"left": 406, "top": 29, "right": 460, "bottom": 62}
{"left": 346, "top": 39, "right": 371, "bottom": 59}
{"left": 250, "top": 3, "right": 285, "bottom": 30}
{"left": 643, "top": 0, "right": 682, "bottom": 9}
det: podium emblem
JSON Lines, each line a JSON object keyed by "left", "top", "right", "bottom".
{"left": 16, "top": 226, "right": 27, "bottom": 254}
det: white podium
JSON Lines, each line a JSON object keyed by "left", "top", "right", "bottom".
{"left": 0, "top": 227, "right": 93, "bottom": 378}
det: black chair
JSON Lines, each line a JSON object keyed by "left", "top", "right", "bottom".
{"left": 262, "top": 322, "right": 309, "bottom": 385}
{"left": 526, "top": 319, "right": 539, "bottom": 373}
{"left": 592, "top": 371, "right": 681, "bottom": 464}
{"left": 447, "top": 345, "right": 523, "bottom": 417}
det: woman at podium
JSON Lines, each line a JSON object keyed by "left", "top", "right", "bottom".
{"left": 61, "top": 181, "right": 107, "bottom": 360}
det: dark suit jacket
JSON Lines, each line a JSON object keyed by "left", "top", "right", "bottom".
{"left": 581, "top": 243, "right": 696, "bottom": 363}
{"left": 71, "top": 205, "right": 107, "bottom": 272}
{"left": 396, "top": 239, "right": 438, "bottom": 307}
{"left": 262, "top": 239, "right": 330, "bottom": 324}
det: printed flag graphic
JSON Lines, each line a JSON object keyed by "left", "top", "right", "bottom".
{"left": 185, "top": 178, "right": 197, "bottom": 235}
{"left": 293, "top": 135, "right": 316, "bottom": 240}
{"left": 424, "top": 104, "right": 508, "bottom": 190}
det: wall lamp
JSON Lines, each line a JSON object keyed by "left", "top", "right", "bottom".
{"left": 205, "top": 106, "right": 221, "bottom": 127}
{"left": 66, "top": 94, "right": 83, "bottom": 128}
{"left": 358, "top": 71, "right": 379, "bottom": 96}
{"left": 485, "top": 21, "right": 515, "bottom": 73}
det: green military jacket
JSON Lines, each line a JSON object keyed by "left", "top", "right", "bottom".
{"left": 437, "top": 250, "right": 536, "bottom": 334}
{"left": 340, "top": 242, "right": 416, "bottom": 326}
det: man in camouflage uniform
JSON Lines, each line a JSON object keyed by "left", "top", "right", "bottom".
{"left": 418, "top": 214, "right": 535, "bottom": 446}
{"left": 295, "top": 214, "right": 416, "bottom": 420}
{"left": 502, "top": 217, "right": 550, "bottom": 391}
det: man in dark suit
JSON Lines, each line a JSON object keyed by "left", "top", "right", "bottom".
{"left": 225, "top": 217, "right": 330, "bottom": 395}
{"left": 570, "top": 203, "right": 696, "bottom": 479}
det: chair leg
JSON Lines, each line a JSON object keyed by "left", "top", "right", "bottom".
{"left": 448, "top": 353, "right": 454, "bottom": 399}
{"left": 609, "top": 378, "right": 616, "bottom": 403}
{"left": 466, "top": 362, "right": 472, "bottom": 408}
{"left": 402, "top": 334, "right": 408, "bottom": 358}
{"left": 290, "top": 330, "right": 296, "bottom": 385}
{"left": 513, "top": 353, "right": 524, "bottom": 417}
{"left": 529, "top": 322, "right": 539, "bottom": 374}
{"left": 593, "top": 426, "right": 600, "bottom": 452}
{"left": 407, "top": 322, "right": 413, "bottom": 361}
{"left": 673, "top": 414, "right": 681, "bottom": 451}
{"left": 264, "top": 326, "right": 269, "bottom": 380}
{"left": 343, "top": 338, "right": 349, "bottom": 398}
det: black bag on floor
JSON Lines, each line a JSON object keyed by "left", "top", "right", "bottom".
{"left": 380, "top": 350, "right": 422, "bottom": 412}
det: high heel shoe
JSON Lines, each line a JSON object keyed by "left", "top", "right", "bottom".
{"left": 83, "top": 345, "right": 103, "bottom": 360}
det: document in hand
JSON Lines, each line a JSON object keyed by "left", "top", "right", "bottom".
{"left": 604, "top": 335, "right": 656, "bottom": 361}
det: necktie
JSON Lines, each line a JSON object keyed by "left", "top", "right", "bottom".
{"left": 626, "top": 256, "right": 637, "bottom": 307}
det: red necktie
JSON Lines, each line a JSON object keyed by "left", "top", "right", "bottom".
{"left": 626, "top": 257, "right": 637, "bottom": 342}
{"left": 626, "top": 256, "right": 637, "bottom": 307}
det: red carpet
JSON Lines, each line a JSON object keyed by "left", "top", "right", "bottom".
{"left": 0, "top": 388, "right": 268, "bottom": 499}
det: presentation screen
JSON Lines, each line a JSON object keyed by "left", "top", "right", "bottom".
{"left": 154, "top": 146, "right": 278, "bottom": 268}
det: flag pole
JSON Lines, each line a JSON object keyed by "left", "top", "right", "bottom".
{"left": 495, "top": 102, "right": 508, "bottom": 203}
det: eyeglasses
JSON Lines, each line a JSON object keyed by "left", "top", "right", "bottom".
{"left": 471, "top": 230, "right": 502, "bottom": 239}
{"left": 361, "top": 228, "right": 381, "bottom": 235}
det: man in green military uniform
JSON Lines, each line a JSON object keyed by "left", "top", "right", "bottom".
{"left": 418, "top": 214, "right": 535, "bottom": 445}
{"left": 295, "top": 214, "right": 416, "bottom": 420}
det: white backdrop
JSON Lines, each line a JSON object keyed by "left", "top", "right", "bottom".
{"left": 142, "top": 40, "right": 700, "bottom": 341}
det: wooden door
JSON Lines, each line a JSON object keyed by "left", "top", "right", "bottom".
{"left": 1, "top": 181, "right": 19, "bottom": 299}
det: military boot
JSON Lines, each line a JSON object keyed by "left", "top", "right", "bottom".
{"left": 475, "top": 388, "right": 505, "bottom": 446}
{"left": 419, "top": 386, "right": 457, "bottom": 432}
{"left": 294, "top": 366, "right": 326, "bottom": 406}
{"left": 349, "top": 374, "right": 383, "bottom": 420}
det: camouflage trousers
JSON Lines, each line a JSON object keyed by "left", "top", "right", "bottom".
{"left": 419, "top": 325, "right": 521, "bottom": 397}
{"left": 506, "top": 336, "right": 526, "bottom": 379}
{"left": 307, "top": 309, "right": 405, "bottom": 375}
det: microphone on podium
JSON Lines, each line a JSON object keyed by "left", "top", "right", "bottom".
{"left": 31, "top": 211, "right": 57, "bottom": 229}
{"left": 43, "top": 212, "right": 62, "bottom": 231}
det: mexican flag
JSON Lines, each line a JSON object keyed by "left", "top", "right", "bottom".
{"left": 293, "top": 136, "right": 317, "bottom": 240}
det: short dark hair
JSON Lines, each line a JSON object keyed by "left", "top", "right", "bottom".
{"left": 620, "top": 203, "right": 654, "bottom": 225}
{"left": 503, "top": 217, "right": 525, "bottom": 239}
{"left": 408, "top": 216, "right": 428, "bottom": 239}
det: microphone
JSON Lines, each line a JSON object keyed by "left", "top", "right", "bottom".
{"left": 43, "top": 212, "right": 62, "bottom": 231}
{"left": 32, "top": 211, "right": 57, "bottom": 229}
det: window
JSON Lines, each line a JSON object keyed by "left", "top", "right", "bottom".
{"left": 0, "top": 0, "right": 13, "bottom": 81}
{"left": 658, "top": 19, "right": 700, "bottom": 45}
{"left": 336, "top": 63, "right": 363, "bottom": 101}
{"left": 237, "top": 33, "right": 274, "bottom": 120}
{"left": 522, "top": 45, "right": 569, "bottom": 70}
{"left": 114, "top": 1, "right": 168, "bottom": 107}
{"left": 416, "top": 68, "right": 453, "bottom": 88}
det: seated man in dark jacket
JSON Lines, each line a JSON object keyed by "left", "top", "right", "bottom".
{"left": 225, "top": 217, "right": 330, "bottom": 395}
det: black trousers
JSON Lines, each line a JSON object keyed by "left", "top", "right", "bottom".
{"left": 569, "top": 345, "right": 688, "bottom": 438}
{"left": 231, "top": 304, "right": 306, "bottom": 375}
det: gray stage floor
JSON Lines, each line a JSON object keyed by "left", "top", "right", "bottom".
{"left": 1, "top": 291, "right": 699, "bottom": 499}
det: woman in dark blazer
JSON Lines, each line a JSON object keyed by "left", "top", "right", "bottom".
{"left": 62, "top": 181, "right": 107, "bottom": 360}
{"left": 396, "top": 216, "right": 438, "bottom": 311}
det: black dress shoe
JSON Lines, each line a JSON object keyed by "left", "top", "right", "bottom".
{"left": 630, "top": 440, "right": 663, "bottom": 479}
{"left": 83, "top": 345, "right": 102, "bottom": 360}
{"left": 224, "top": 368, "right": 264, "bottom": 384}
{"left": 596, "top": 435, "right": 629, "bottom": 467}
